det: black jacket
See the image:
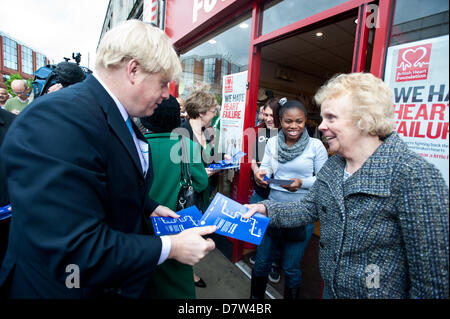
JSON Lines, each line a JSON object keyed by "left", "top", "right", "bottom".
{"left": 0, "top": 76, "right": 162, "bottom": 298}
{"left": 0, "top": 109, "right": 16, "bottom": 206}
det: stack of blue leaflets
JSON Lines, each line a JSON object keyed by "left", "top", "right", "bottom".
{"left": 207, "top": 151, "right": 246, "bottom": 171}
{"left": 0, "top": 204, "right": 12, "bottom": 221}
{"left": 199, "top": 193, "right": 270, "bottom": 245}
{"left": 151, "top": 193, "right": 270, "bottom": 246}
{"left": 151, "top": 205, "right": 203, "bottom": 235}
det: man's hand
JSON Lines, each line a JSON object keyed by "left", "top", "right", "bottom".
{"left": 254, "top": 170, "right": 269, "bottom": 188}
{"left": 151, "top": 205, "right": 180, "bottom": 218}
{"left": 168, "top": 226, "right": 217, "bottom": 265}
{"left": 243, "top": 203, "right": 267, "bottom": 219}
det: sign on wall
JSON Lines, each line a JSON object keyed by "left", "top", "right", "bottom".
{"left": 165, "top": 0, "right": 241, "bottom": 47}
{"left": 218, "top": 71, "right": 248, "bottom": 157}
{"left": 384, "top": 35, "right": 449, "bottom": 186}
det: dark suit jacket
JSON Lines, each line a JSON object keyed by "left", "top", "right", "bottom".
{"left": 0, "top": 109, "right": 16, "bottom": 206}
{"left": 0, "top": 109, "right": 16, "bottom": 266}
{"left": 0, "top": 76, "right": 162, "bottom": 298}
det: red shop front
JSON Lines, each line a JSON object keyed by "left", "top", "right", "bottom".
{"left": 164, "top": 0, "right": 449, "bottom": 262}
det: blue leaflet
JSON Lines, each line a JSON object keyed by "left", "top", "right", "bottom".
{"left": 199, "top": 193, "right": 270, "bottom": 245}
{"left": 207, "top": 151, "right": 246, "bottom": 171}
{"left": 151, "top": 205, "right": 203, "bottom": 235}
{"left": 263, "top": 175, "right": 294, "bottom": 185}
{"left": 0, "top": 204, "right": 12, "bottom": 221}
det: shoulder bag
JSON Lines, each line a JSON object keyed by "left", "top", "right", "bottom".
{"left": 176, "top": 136, "right": 196, "bottom": 211}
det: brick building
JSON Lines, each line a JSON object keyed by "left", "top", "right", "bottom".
{"left": 0, "top": 31, "right": 50, "bottom": 88}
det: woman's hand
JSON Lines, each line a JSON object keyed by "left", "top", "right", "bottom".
{"left": 206, "top": 167, "right": 218, "bottom": 177}
{"left": 281, "top": 178, "right": 302, "bottom": 192}
{"left": 254, "top": 170, "right": 269, "bottom": 188}
{"left": 243, "top": 203, "right": 267, "bottom": 218}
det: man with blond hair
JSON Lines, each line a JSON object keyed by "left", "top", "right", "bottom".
{"left": 0, "top": 20, "right": 216, "bottom": 299}
{"left": 4, "top": 80, "right": 30, "bottom": 114}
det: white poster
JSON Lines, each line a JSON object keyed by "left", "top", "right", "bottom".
{"left": 384, "top": 35, "right": 449, "bottom": 186}
{"left": 219, "top": 71, "right": 248, "bottom": 158}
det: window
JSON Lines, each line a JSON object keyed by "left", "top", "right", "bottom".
{"left": 3, "top": 37, "right": 18, "bottom": 70}
{"left": 179, "top": 12, "right": 251, "bottom": 98}
{"left": 221, "top": 59, "right": 229, "bottom": 84}
{"left": 262, "top": 0, "right": 348, "bottom": 36}
{"left": 390, "top": 0, "right": 449, "bottom": 46}
{"left": 203, "top": 57, "right": 216, "bottom": 85}
{"left": 36, "top": 53, "right": 46, "bottom": 69}
{"left": 182, "top": 57, "right": 195, "bottom": 89}
{"left": 22, "top": 46, "right": 33, "bottom": 74}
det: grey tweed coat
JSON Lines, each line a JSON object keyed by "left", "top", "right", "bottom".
{"left": 262, "top": 132, "right": 449, "bottom": 299}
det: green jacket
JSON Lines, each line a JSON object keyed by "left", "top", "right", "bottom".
{"left": 145, "top": 132, "right": 209, "bottom": 299}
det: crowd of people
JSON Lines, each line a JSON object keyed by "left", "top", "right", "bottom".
{"left": 0, "top": 19, "right": 448, "bottom": 300}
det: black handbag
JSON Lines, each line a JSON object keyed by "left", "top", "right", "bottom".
{"left": 176, "top": 136, "right": 196, "bottom": 211}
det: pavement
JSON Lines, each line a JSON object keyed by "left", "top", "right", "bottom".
{"left": 194, "top": 234, "right": 322, "bottom": 299}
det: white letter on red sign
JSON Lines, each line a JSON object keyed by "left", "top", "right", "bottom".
{"left": 193, "top": 0, "right": 203, "bottom": 23}
{"left": 204, "top": 0, "right": 217, "bottom": 13}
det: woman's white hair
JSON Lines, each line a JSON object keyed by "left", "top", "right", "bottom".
{"left": 314, "top": 73, "right": 395, "bottom": 137}
{"left": 96, "top": 19, "right": 181, "bottom": 82}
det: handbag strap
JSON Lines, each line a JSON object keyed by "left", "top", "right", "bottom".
{"left": 179, "top": 135, "right": 192, "bottom": 185}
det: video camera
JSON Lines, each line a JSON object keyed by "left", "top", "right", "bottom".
{"left": 32, "top": 52, "right": 92, "bottom": 98}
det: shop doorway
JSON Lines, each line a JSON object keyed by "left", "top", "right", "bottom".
{"left": 257, "top": 13, "right": 361, "bottom": 140}
{"left": 247, "top": 12, "right": 363, "bottom": 299}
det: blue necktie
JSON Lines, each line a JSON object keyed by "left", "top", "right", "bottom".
{"left": 126, "top": 117, "right": 134, "bottom": 136}
{"left": 126, "top": 117, "right": 148, "bottom": 175}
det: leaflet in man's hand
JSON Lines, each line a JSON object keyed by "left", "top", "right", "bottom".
{"left": 199, "top": 193, "right": 270, "bottom": 245}
{"left": 151, "top": 205, "right": 203, "bottom": 235}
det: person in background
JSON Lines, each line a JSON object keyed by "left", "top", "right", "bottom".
{"left": 45, "top": 61, "right": 87, "bottom": 95}
{"left": 255, "top": 105, "right": 265, "bottom": 127}
{"left": 0, "top": 88, "right": 9, "bottom": 109}
{"left": 0, "top": 19, "right": 216, "bottom": 299}
{"left": 141, "top": 95, "right": 209, "bottom": 299}
{"left": 5, "top": 80, "right": 30, "bottom": 114}
{"left": 244, "top": 73, "right": 449, "bottom": 299}
{"left": 177, "top": 97, "right": 188, "bottom": 122}
{"left": 250, "top": 98, "right": 328, "bottom": 299}
{"left": 179, "top": 88, "right": 220, "bottom": 288}
{"left": 181, "top": 89, "right": 218, "bottom": 179}
{"left": 249, "top": 98, "right": 281, "bottom": 283}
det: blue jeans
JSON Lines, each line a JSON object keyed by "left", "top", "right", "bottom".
{"left": 321, "top": 285, "right": 334, "bottom": 299}
{"left": 250, "top": 192, "right": 282, "bottom": 265}
{"left": 253, "top": 223, "right": 314, "bottom": 288}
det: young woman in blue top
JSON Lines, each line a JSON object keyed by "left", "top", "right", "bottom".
{"left": 250, "top": 98, "right": 328, "bottom": 299}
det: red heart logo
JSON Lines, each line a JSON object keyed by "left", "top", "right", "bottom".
{"left": 401, "top": 47, "right": 427, "bottom": 69}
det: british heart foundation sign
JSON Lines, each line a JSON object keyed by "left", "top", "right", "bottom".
{"left": 225, "top": 76, "right": 233, "bottom": 93}
{"left": 385, "top": 35, "right": 449, "bottom": 187}
{"left": 396, "top": 43, "right": 432, "bottom": 82}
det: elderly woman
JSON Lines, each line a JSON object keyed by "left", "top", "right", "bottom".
{"left": 245, "top": 73, "right": 449, "bottom": 299}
